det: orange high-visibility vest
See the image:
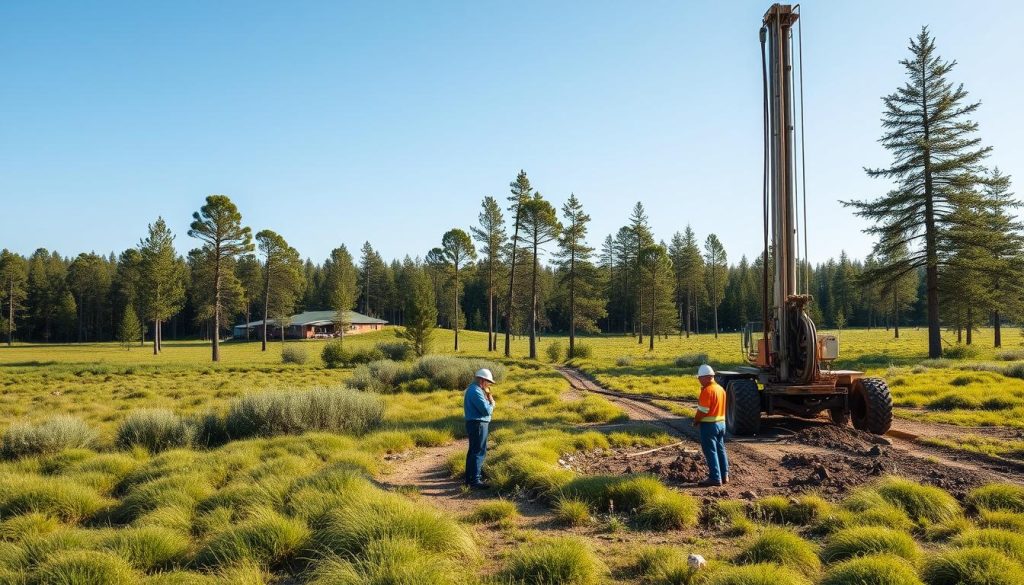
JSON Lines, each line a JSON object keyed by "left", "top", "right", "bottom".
{"left": 697, "top": 382, "right": 726, "bottom": 423}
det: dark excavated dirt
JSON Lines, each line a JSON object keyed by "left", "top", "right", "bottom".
{"left": 557, "top": 366, "right": 1018, "bottom": 501}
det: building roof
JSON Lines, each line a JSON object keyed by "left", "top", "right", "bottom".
{"left": 235, "top": 310, "right": 388, "bottom": 329}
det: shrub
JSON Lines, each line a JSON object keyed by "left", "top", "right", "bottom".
{"left": 467, "top": 500, "right": 518, "bottom": 524}
{"left": 921, "top": 547, "right": 1021, "bottom": 585}
{"left": 417, "top": 356, "right": 505, "bottom": 390}
{"left": 321, "top": 341, "right": 347, "bottom": 369}
{"left": 375, "top": 341, "right": 413, "bottom": 361}
{"left": 736, "top": 528, "right": 820, "bottom": 576}
{"left": 704, "top": 563, "right": 811, "bottom": 585}
{"left": 1003, "top": 363, "right": 1024, "bottom": 380}
{"left": 616, "top": 356, "right": 634, "bottom": 367}
{"left": 968, "top": 483, "right": 1024, "bottom": 513}
{"left": 995, "top": 349, "right": 1024, "bottom": 361}
{"left": 281, "top": 345, "right": 308, "bottom": 364}
{"left": 554, "top": 498, "right": 592, "bottom": 527}
{"left": 99, "top": 526, "right": 190, "bottom": 572}
{"left": 955, "top": 528, "right": 1024, "bottom": 563}
{"left": 568, "top": 343, "right": 592, "bottom": 359}
{"left": 195, "top": 509, "right": 310, "bottom": 570}
{"left": 33, "top": 550, "right": 137, "bottom": 585}
{"left": 308, "top": 537, "right": 457, "bottom": 585}
{"left": 1, "top": 416, "right": 96, "bottom": 459}
{"left": 502, "top": 537, "right": 604, "bottom": 585}
{"left": 820, "top": 554, "right": 923, "bottom": 585}
{"left": 321, "top": 342, "right": 383, "bottom": 368}
{"left": 115, "top": 410, "right": 195, "bottom": 453}
{"left": 873, "top": 477, "right": 961, "bottom": 523}
{"left": 943, "top": 344, "right": 980, "bottom": 359}
{"left": 546, "top": 341, "right": 563, "bottom": 363}
{"left": 822, "top": 526, "right": 919, "bottom": 564}
{"left": 225, "top": 387, "right": 385, "bottom": 438}
{"left": 675, "top": 353, "right": 710, "bottom": 368}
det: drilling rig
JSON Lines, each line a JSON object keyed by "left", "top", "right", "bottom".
{"left": 717, "top": 4, "right": 893, "bottom": 436}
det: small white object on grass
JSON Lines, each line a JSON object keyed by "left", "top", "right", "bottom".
{"left": 688, "top": 553, "right": 707, "bottom": 569}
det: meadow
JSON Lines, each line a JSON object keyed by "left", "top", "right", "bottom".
{"left": 2, "top": 327, "right": 1024, "bottom": 584}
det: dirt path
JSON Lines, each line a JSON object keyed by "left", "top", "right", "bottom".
{"left": 556, "top": 366, "right": 1021, "bottom": 500}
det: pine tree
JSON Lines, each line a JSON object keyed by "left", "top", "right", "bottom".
{"left": 0, "top": 250, "right": 28, "bottom": 346}
{"left": 324, "top": 246, "right": 358, "bottom": 345}
{"left": 396, "top": 266, "right": 437, "bottom": 356}
{"left": 518, "top": 193, "right": 561, "bottom": 359}
{"left": 440, "top": 228, "right": 476, "bottom": 351}
{"left": 639, "top": 244, "right": 674, "bottom": 350}
{"left": 677, "top": 226, "right": 704, "bottom": 337}
{"left": 504, "top": 171, "right": 532, "bottom": 357}
{"left": 555, "top": 194, "right": 604, "bottom": 355}
{"left": 188, "top": 195, "right": 253, "bottom": 361}
{"left": 703, "top": 234, "right": 727, "bottom": 338}
{"left": 470, "top": 196, "right": 506, "bottom": 352}
{"left": 118, "top": 305, "right": 143, "bottom": 350}
{"left": 139, "top": 218, "right": 186, "bottom": 354}
{"left": 845, "top": 28, "right": 1000, "bottom": 358}
{"left": 627, "top": 202, "right": 654, "bottom": 343}
{"left": 256, "top": 230, "right": 305, "bottom": 349}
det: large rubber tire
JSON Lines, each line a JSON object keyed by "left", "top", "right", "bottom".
{"left": 850, "top": 378, "right": 893, "bottom": 435}
{"left": 726, "top": 378, "right": 762, "bottom": 436}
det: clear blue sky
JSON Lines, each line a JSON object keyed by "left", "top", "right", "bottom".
{"left": 2, "top": 1, "right": 1020, "bottom": 265}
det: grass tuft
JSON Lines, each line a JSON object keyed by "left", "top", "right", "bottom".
{"left": 33, "top": 549, "right": 137, "bottom": 585}
{"left": 921, "top": 546, "right": 1021, "bottom": 585}
{"left": 820, "top": 554, "right": 923, "bottom": 585}
{"left": 0, "top": 473, "right": 109, "bottom": 523}
{"left": 967, "top": 483, "right": 1024, "bottom": 513}
{"left": 704, "top": 563, "right": 812, "bottom": 585}
{"left": 308, "top": 537, "right": 457, "bottom": 585}
{"left": 99, "top": 526, "right": 191, "bottom": 572}
{"left": 467, "top": 500, "right": 518, "bottom": 524}
{"left": 872, "top": 477, "right": 962, "bottom": 523}
{"left": 821, "top": 526, "right": 919, "bottom": 564}
{"left": 313, "top": 491, "right": 477, "bottom": 561}
{"left": 501, "top": 537, "right": 604, "bottom": 585}
{"left": 735, "top": 528, "right": 820, "bottom": 576}
{"left": 194, "top": 508, "right": 309, "bottom": 570}
{"left": 954, "top": 528, "right": 1024, "bottom": 563}
{"left": 554, "top": 498, "right": 592, "bottom": 527}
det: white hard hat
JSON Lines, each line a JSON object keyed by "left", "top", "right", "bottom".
{"left": 475, "top": 368, "right": 496, "bottom": 383}
{"left": 696, "top": 364, "right": 715, "bottom": 377}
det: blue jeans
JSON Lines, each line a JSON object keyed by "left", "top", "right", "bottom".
{"left": 465, "top": 420, "right": 489, "bottom": 486}
{"left": 699, "top": 422, "right": 729, "bottom": 482}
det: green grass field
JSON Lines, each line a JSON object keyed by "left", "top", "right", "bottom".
{"left": 2, "top": 327, "right": 1024, "bottom": 583}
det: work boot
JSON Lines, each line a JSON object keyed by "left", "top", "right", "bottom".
{"left": 723, "top": 475, "right": 729, "bottom": 485}
{"left": 697, "top": 478, "right": 723, "bottom": 487}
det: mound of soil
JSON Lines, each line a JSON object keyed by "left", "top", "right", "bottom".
{"left": 784, "top": 425, "right": 889, "bottom": 454}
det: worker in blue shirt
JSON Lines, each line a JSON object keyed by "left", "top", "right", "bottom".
{"left": 464, "top": 368, "right": 496, "bottom": 489}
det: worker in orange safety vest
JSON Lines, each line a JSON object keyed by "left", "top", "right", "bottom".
{"left": 693, "top": 364, "right": 729, "bottom": 487}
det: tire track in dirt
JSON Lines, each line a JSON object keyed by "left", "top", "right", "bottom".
{"left": 556, "top": 366, "right": 1020, "bottom": 499}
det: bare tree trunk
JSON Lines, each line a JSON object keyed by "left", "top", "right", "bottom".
{"left": 994, "top": 310, "right": 1002, "bottom": 348}
{"left": 966, "top": 307, "right": 973, "bottom": 345}
{"left": 568, "top": 248, "right": 576, "bottom": 356}
{"left": 262, "top": 265, "right": 271, "bottom": 352}
{"left": 648, "top": 274, "right": 655, "bottom": 351}
{"left": 7, "top": 280, "right": 13, "bottom": 346}
{"left": 153, "top": 320, "right": 159, "bottom": 355}
{"left": 893, "top": 290, "right": 900, "bottom": 339}
{"left": 529, "top": 239, "right": 539, "bottom": 359}
{"left": 454, "top": 262, "right": 460, "bottom": 352}
{"left": 212, "top": 245, "right": 221, "bottom": 362}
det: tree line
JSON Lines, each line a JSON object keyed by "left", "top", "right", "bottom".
{"left": 0, "top": 28, "right": 1017, "bottom": 359}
